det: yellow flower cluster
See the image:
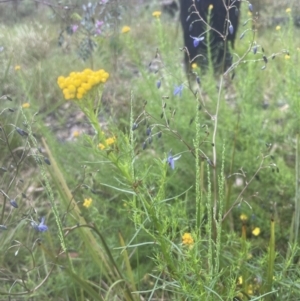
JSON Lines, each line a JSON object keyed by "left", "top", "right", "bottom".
{"left": 240, "top": 213, "right": 248, "bottom": 221}
{"left": 98, "top": 136, "right": 116, "bottom": 150}
{"left": 73, "top": 130, "right": 80, "bottom": 138}
{"left": 252, "top": 227, "right": 261, "bottom": 236}
{"left": 152, "top": 11, "right": 161, "bottom": 18}
{"left": 237, "top": 276, "right": 260, "bottom": 296}
{"left": 83, "top": 198, "right": 92, "bottom": 208}
{"left": 57, "top": 68, "right": 109, "bottom": 100}
{"left": 191, "top": 63, "right": 198, "bottom": 69}
{"left": 182, "top": 233, "right": 194, "bottom": 246}
{"left": 22, "top": 103, "right": 30, "bottom": 108}
{"left": 121, "top": 26, "right": 130, "bottom": 34}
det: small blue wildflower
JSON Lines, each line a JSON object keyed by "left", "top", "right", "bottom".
{"left": 248, "top": 3, "right": 253, "bottom": 12}
{"left": 167, "top": 152, "right": 181, "bottom": 170}
{"left": 156, "top": 80, "right": 161, "bottom": 89}
{"left": 132, "top": 123, "right": 138, "bottom": 131}
{"left": 229, "top": 24, "right": 234, "bottom": 35}
{"left": 44, "top": 157, "right": 51, "bottom": 165}
{"left": 190, "top": 36, "right": 204, "bottom": 48}
{"left": 10, "top": 199, "right": 18, "bottom": 208}
{"left": 16, "top": 127, "right": 28, "bottom": 137}
{"left": 253, "top": 45, "right": 258, "bottom": 54}
{"left": 32, "top": 217, "right": 48, "bottom": 232}
{"left": 173, "top": 84, "right": 184, "bottom": 97}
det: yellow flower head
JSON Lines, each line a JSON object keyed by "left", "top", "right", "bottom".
{"left": 73, "top": 130, "right": 80, "bottom": 137}
{"left": 248, "top": 284, "right": 254, "bottom": 295}
{"left": 191, "top": 63, "right": 198, "bottom": 69}
{"left": 98, "top": 135, "right": 116, "bottom": 150}
{"left": 240, "top": 213, "right": 248, "bottom": 221}
{"left": 83, "top": 198, "right": 92, "bottom": 208}
{"left": 98, "top": 143, "right": 105, "bottom": 150}
{"left": 152, "top": 11, "right": 162, "bottom": 18}
{"left": 22, "top": 103, "right": 30, "bottom": 108}
{"left": 276, "top": 25, "right": 281, "bottom": 31}
{"left": 106, "top": 136, "right": 116, "bottom": 145}
{"left": 15, "top": 65, "right": 21, "bottom": 71}
{"left": 252, "top": 227, "right": 261, "bottom": 236}
{"left": 182, "top": 232, "right": 194, "bottom": 245}
{"left": 121, "top": 26, "right": 131, "bottom": 34}
{"left": 238, "top": 276, "right": 243, "bottom": 285}
{"left": 285, "top": 54, "right": 290, "bottom": 60}
{"left": 208, "top": 4, "right": 213, "bottom": 10}
{"left": 286, "top": 8, "right": 291, "bottom": 13}
{"left": 57, "top": 68, "right": 109, "bottom": 100}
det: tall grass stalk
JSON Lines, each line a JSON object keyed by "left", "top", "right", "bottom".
{"left": 295, "top": 134, "right": 300, "bottom": 242}
{"left": 195, "top": 97, "right": 203, "bottom": 238}
{"left": 264, "top": 218, "right": 276, "bottom": 300}
{"left": 214, "top": 143, "right": 226, "bottom": 274}
{"left": 206, "top": 163, "right": 213, "bottom": 281}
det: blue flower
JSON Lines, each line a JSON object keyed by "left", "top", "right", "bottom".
{"left": 10, "top": 199, "right": 18, "bottom": 208}
{"left": 32, "top": 217, "right": 48, "bottom": 232}
{"left": 173, "top": 84, "right": 183, "bottom": 97}
{"left": 190, "top": 35, "right": 204, "bottom": 48}
{"left": 156, "top": 80, "right": 161, "bottom": 89}
{"left": 229, "top": 24, "right": 234, "bottom": 35}
{"left": 132, "top": 123, "right": 138, "bottom": 130}
{"left": 253, "top": 45, "right": 258, "bottom": 54}
{"left": 167, "top": 152, "right": 181, "bottom": 170}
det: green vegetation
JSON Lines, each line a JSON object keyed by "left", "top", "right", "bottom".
{"left": 0, "top": 1, "right": 299, "bottom": 300}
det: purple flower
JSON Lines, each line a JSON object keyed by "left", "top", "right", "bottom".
{"left": 248, "top": 3, "right": 253, "bottom": 12}
{"left": 229, "top": 24, "right": 234, "bottom": 35}
{"left": 32, "top": 217, "right": 48, "bottom": 232}
{"left": 95, "top": 20, "right": 104, "bottom": 35}
{"left": 72, "top": 25, "right": 79, "bottom": 33}
{"left": 173, "top": 84, "right": 183, "bottom": 97}
{"left": 167, "top": 152, "right": 181, "bottom": 170}
{"left": 190, "top": 36, "right": 205, "bottom": 48}
{"left": 95, "top": 20, "right": 104, "bottom": 28}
